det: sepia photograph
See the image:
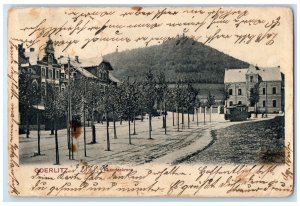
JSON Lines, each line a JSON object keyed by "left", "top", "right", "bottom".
{"left": 7, "top": 6, "right": 293, "bottom": 197}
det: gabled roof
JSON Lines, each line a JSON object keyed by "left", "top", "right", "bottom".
{"left": 246, "top": 65, "right": 282, "bottom": 81}
{"left": 224, "top": 68, "right": 248, "bottom": 83}
{"left": 80, "top": 57, "right": 103, "bottom": 67}
{"left": 58, "top": 56, "right": 97, "bottom": 79}
{"left": 224, "top": 65, "right": 282, "bottom": 83}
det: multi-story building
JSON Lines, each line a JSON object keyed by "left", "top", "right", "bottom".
{"left": 18, "top": 37, "right": 119, "bottom": 131}
{"left": 224, "top": 65, "right": 284, "bottom": 113}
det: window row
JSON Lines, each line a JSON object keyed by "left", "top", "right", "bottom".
{"left": 228, "top": 100, "right": 277, "bottom": 107}
{"left": 41, "top": 68, "right": 66, "bottom": 79}
{"left": 228, "top": 87, "right": 277, "bottom": 95}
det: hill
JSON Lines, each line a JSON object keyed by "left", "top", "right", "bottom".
{"left": 104, "top": 36, "right": 249, "bottom": 84}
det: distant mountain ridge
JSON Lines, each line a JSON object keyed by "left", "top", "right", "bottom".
{"left": 104, "top": 37, "right": 250, "bottom": 84}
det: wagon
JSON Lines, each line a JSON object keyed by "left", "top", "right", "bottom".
{"left": 224, "top": 104, "right": 251, "bottom": 121}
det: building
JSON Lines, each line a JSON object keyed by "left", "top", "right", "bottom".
{"left": 18, "top": 37, "right": 120, "bottom": 131}
{"left": 224, "top": 65, "right": 284, "bottom": 113}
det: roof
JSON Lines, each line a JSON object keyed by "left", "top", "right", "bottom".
{"left": 24, "top": 51, "right": 39, "bottom": 65}
{"left": 246, "top": 65, "right": 282, "bottom": 81}
{"left": 80, "top": 57, "right": 103, "bottom": 67}
{"left": 224, "top": 68, "right": 248, "bottom": 83}
{"left": 224, "top": 65, "right": 282, "bottom": 83}
{"left": 58, "top": 56, "right": 98, "bottom": 79}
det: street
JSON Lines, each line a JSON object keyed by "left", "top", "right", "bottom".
{"left": 19, "top": 112, "right": 283, "bottom": 165}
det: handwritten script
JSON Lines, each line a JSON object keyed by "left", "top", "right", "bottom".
{"left": 12, "top": 7, "right": 282, "bottom": 54}
{"left": 27, "top": 159, "right": 293, "bottom": 197}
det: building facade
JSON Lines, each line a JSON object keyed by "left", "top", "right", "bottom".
{"left": 224, "top": 65, "right": 284, "bottom": 113}
{"left": 18, "top": 37, "right": 119, "bottom": 131}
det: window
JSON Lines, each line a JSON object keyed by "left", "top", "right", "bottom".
{"left": 238, "top": 101, "right": 242, "bottom": 105}
{"left": 250, "top": 76, "right": 253, "bottom": 82}
{"left": 229, "top": 101, "right": 233, "bottom": 106}
{"left": 48, "top": 54, "right": 53, "bottom": 64}
{"left": 272, "top": 87, "right": 277, "bottom": 94}
{"left": 41, "top": 84, "right": 46, "bottom": 95}
{"left": 42, "top": 68, "right": 46, "bottom": 77}
{"left": 61, "top": 84, "right": 65, "bottom": 92}
{"left": 263, "top": 100, "right": 266, "bottom": 107}
{"left": 56, "top": 70, "right": 59, "bottom": 79}
{"left": 49, "top": 69, "right": 52, "bottom": 78}
{"left": 238, "top": 89, "right": 242, "bottom": 95}
{"left": 263, "top": 88, "right": 266, "bottom": 95}
{"left": 229, "top": 89, "right": 233, "bottom": 95}
{"left": 32, "top": 80, "right": 38, "bottom": 90}
{"left": 273, "top": 100, "right": 277, "bottom": 107}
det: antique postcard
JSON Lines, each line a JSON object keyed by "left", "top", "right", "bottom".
{"left": 7, "top": 6, "right": 293, "bottom": 197}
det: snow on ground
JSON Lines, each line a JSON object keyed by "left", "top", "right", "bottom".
{"left": 19, "top": 112, "right": 280, "bottom": 165}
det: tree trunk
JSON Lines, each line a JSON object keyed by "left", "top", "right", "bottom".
{"left": 91, "top": 107, "right": 96, "bottom": 143}
{"left": 188, "top": 112, "right": 190, "bottom": 129}
{"left": 210, "top": 106, "right": 212, "bottom": 123}
{"left": 91, "top": 124, "right": 96, "bottom": 144}
{"left": 67, "top": 112, "right": 70, "bottom": 151}
{"left": 181, "top": 108, "right": 184, "bottom": 130}
{"left": 71, "top": 124, "right": 74, "bottom": 160}
{"left": 37, "top": 111, "right": 41, "bottom": 155}
{"left": 50, "top": 119, "right": 54, "bottom": 135}
{"left": 133, "top": 113, "right": 137, "bottom": 135}
{"left": 164, "top": 111, "right": 167, "bottom": 135}
{"left": 113, "top": 109, "right": 117, "bottom": 139}
{"left": 196, "top": 108, "right": 199, "bottom": 126}
{"left": 54, "top": 119, "right": 59, "bottom": 165}
{"left": 106, "top": 111, "right": 110, "bottom": 151}
{"left": 149, "top": 113, "right": 152, "bottom": 139}
{"left": 177, "top": 106, "right": 179, "bottom": 132}
{"left": 255, "top": 103, "right": 258, "bottom": 118}
{"left": 128, "top": 117, "right": 131, "bottom": 144}
{"left": 172, "top": 111, "right": 174, "bottom": 126}
{"left": 83, "top": 108, "right": 87, "bottom": 157}
{"left": 26, "top": 108, "right": 30, "bottom": 138}
{"left": 192, "top": 108, "right": 195, "bottom": 121}
{"left": 204, "top": 107, "right": 206, "bottom": 125}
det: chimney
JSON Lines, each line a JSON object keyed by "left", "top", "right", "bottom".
{"left": 75, "top": 56, "right": 79, "bottom": 63}
{"left": 30, "top": 48, "right": 35, "bottom": 52}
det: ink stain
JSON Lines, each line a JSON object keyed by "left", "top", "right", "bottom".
{"left": 71, "top": 118, "right": 83, "bottom": 139}
{"left": 72, "top": 127, "right": 83, "bottom": 139}
{"left": 131, "top": 6, "right": 143, "bottom": 11}
{"left": 29, "top": 8, "right": 40, "bottom": 18}
{"left": 71, "top": 144, "right": 77, "bottom": 152}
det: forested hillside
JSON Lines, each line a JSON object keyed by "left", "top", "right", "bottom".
{"left": 104, "top": 36, "right": 249, "bottom": 83}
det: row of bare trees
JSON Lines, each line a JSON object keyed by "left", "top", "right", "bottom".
{"left": 20, "top": 69, "right": 221, "bottom": 164}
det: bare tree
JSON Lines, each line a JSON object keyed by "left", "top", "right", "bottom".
{"left": 157, "top": 72, "right": 168, "bottom": 134}
{"left": 186, "top": 83, "right": 198, "bottom": 129}
{"left": 143, "top": 70, "right": 157, "bottom": 139}
{"left": 248, "top": 83, "right": 260, "bottom": 117}
{"left": 19, "top": 71, "right": 40, "bottom": 139}
{"left": 44, "top": 84, "right": 65, "bottom": 165}
{"left": 207, "top": 92, "right": 215, "bottom": 123}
